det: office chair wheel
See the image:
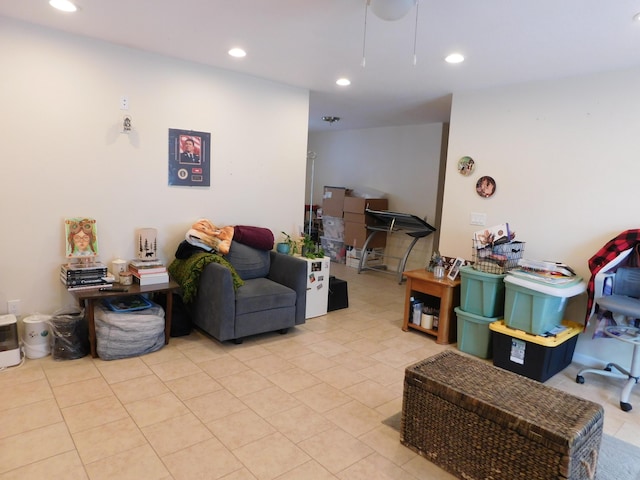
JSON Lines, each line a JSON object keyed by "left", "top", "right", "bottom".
{"left": 576, "top": 375, "right": 585, "bottom": 384}
{"left": 621, "top": 401, "right": 633, "bottom": 412}
{"left": 278, "top": 328, "right": 289, "bottom": 335}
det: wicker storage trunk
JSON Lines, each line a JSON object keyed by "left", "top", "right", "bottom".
{"left": 401, "top": 350, "right": 603, "bottom": 480}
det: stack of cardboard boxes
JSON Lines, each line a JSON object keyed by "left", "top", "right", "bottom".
{"left": 320, "top": 186, "right": 388, "bottom": 265}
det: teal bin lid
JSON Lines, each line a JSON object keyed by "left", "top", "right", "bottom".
{"left": 504, "top": 272, "right": 586, "bottom": 297}
{"left": 460, "top": 265, "right": 506, "bottom": 280}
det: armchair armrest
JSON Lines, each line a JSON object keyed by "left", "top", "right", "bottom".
{"left": 269, "top": 252, "right": 307, "bottom": 324}
{"left": 192, "top": 261, "right": 237, "bottom": 341}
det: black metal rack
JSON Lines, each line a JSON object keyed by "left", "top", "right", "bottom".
{"left": 358, "top": 209, "right": 436, "bottom": 283}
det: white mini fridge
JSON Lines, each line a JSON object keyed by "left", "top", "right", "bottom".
{"left": 305, "top": 257, "right": 330, "bottom": 318}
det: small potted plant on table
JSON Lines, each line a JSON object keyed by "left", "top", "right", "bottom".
{"left": 277, "top": 232, "right": 294, "bottom": 254}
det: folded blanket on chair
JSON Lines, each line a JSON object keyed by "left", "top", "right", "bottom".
{"left": 189, "top": 219, "right": 234, "bottom": 255}
{"left": 168, "top": 252, "right": 244, "bottom": 303}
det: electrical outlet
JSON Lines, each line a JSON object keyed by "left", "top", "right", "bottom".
{"left": 7, "top": 299, "right": 20, "bottom": 316}
{"left": 470, "top": 212, "right": 487, "bottom": 226}
{"left": 120, "top": 95, "right": 129, "bottom": 110}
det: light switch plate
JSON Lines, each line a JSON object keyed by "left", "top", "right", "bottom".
{"left": 470, "top": 212, "right": 487, "bottom": 226}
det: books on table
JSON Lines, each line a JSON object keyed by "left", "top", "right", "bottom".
{"left": 128, "top": 258, "right": 169, "bottom": 285}
{"left": 131, "top": 271, "right": 170, "bottom": 286}
{"left": 129, "top": 264, "right": 167, "bottom": 275}
{"left": 61, "top": 262, "right": 111, "bottom": 291}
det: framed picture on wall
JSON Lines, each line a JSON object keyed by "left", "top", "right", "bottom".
{"left": 168, "top": 128, "right": 211, "bottom": 187}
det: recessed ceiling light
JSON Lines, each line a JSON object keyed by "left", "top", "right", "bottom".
{"left": 634, "top": 12, "right": 640, "bottom": 22}
{"left": 228, "top": 48, "right": 247, "bottom": 58}
{"left": 49, "top": 0, "right": 77, "bottom": 12}
{"left": 336, "top": 78, "right": 351, "bottom": 86}
{"left": 445, "top": 53, "right": 465, "bottom": 64}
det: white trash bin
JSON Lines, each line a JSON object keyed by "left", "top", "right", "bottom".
{"left": 22, "top": 314, "right": 52, "bottom": 359}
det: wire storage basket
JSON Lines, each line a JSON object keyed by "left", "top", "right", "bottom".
{"left": 472, "top": 241, "right": 525, "bottom": 274}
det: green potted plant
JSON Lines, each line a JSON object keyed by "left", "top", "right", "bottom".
{"left": 301, "top": 234, "right": 325, "bottom": 259}
{"left": 277, "top": 232, "right": 293, "bottom": 254}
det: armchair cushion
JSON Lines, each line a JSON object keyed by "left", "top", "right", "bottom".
{"left": 225, "top": 241, "right": 270, "bottom": 279}
{"left": 235, "top": 278, "right": 296, "bottom": 315}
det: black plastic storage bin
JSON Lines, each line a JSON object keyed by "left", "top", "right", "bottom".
{"left": 489, "top": 320, "right": 581, "bottom": 382}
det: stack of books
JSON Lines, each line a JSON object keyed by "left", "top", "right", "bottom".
{"left": 128, "top": 259, "right": 169, "bottom": 285}
{"left": 510, "top": 258, "right": 577, "bottom": 285}
{"left": 61, "top": 262, "right": 111, "bottom": 291}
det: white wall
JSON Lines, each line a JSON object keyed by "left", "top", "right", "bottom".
{"left": 0, "top": 18, "right": 309, "bottom": 315}
{"left": 441, "top": 67, "right": 640, "bottom": 366}
{"left": 307, "top": 124, "right": 444, "bottom": 272}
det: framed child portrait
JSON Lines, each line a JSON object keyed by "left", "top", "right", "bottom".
{"left": 447, "top": 256, "right": 465, "bottom": 281}
{"left": 65, "top": 217, "right": 98, "bottom": 258}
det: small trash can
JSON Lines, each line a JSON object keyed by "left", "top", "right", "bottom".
{"left": 49, "top": 306, "right": 89, "bottom": 360}
{"left": 22, "top": 314, "right": 52, "bottom": 359}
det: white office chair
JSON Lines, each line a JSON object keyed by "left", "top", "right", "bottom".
{"left": 576, "top": 267, "right": 640, "bottom": 412}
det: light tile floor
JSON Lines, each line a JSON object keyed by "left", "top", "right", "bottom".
{"left": 1, "top": 263, "right": 639, "bottom": 479}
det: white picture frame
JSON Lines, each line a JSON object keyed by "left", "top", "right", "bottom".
{"left": 447, "top": 257, "right": 465, "bottom": 281}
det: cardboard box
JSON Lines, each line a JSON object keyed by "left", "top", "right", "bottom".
{"left": 344, "top": 221, "right": 387, "bottom": 249}
{"left": 343, "top": 212, "right": 365, "bottom": 224}
{"left": 322, "top": 186, "right": 348, "bottom": 218}
{"left": 343, "top": 197, "right": 388, "bottom": 214}
{"left": 346, "top": 246, "right": 384, "bottom": 268}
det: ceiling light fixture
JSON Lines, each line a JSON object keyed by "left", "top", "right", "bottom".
{"left": 362, "top": 0, "right": 420, "bottom": 67}
{"left": 336, "top": 78, "right": 351, "bottom": 86}
{"left": 228, "top": 48, "right": 247, "bottom": 58}
{"left": 49, "top": 0, "right": 77, "bottom": 12}
{"left": 634, "top": 12, "right": 640, "bottom": 22}
{"left": 369, "top": 0, "right": 415, "bottom": 21}
{"left": 445, "top": 53, "right": 465, "bottom": 64}
{"left": 322, "top": 116, "right": 341, "bottom": 124}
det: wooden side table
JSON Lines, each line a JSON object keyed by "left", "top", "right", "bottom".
{"left": 70, "top": 280, "right": 179, "bottom": 358}
{"left": 402, "top": 269, "right": 461, "bottom": 344}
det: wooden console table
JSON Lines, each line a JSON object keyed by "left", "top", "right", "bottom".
{"left": 70, "top": 280, "right": 179, "bottom": 358}
{"left": 402, "top": 269, "right": 460, "bottom": 344}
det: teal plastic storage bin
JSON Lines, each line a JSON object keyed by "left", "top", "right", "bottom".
{"left": 503, "top": 274, "right": 586, "bottom": 335}
{"left": 455, "top": 306, "right": 500, "bottom": 359}
{"left": 460, "top": 266, "right": 506, "bottom": 317}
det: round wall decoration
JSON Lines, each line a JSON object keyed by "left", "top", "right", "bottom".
{"left": 476, "top": 176, "right": 496, "bottom": 198}
{"left": 457, "top": 156, "right": 475, "bottom": 176}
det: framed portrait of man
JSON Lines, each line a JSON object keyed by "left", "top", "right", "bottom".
{"left": 168, "top": 128, "right": 211, "bottom": 186}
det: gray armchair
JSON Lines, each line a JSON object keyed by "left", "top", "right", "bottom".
{"left": 191, "top": 240, "right": 307, "bottom": 343}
